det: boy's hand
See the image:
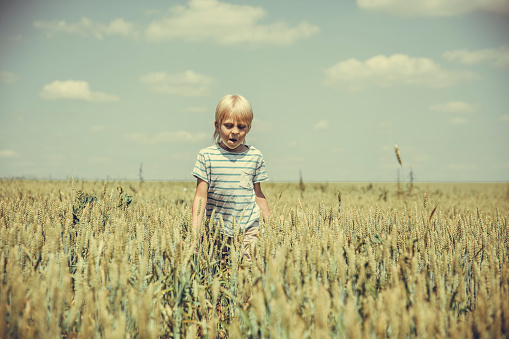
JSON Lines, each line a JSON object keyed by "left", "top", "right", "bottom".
{"left": 254, "top": 182, "right": 270, "bottom": 224}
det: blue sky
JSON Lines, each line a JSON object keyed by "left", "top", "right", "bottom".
{"left": 1, "top": 0, "right": 508, "bottom": 182}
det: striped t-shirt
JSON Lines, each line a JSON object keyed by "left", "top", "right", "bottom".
{"left": 192, "top": 143, "right": 269, "bottom": 236}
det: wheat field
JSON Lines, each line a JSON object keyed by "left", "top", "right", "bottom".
{"left": 0, "top": 179, "right": 508, "bottom": 338}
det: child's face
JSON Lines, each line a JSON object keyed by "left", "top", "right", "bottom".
{"left": 215, "top": 118, "right": 250, "bottom": 152}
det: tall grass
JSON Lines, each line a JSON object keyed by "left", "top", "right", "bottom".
{"left": 0, "top": 180, "right": 507, "bottom": 338}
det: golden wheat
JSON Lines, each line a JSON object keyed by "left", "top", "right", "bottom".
{"left": 0, "top": 180, "right": 507, "bottom": 338}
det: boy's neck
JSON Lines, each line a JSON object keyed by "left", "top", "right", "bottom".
{"left": 218, "top": 142, "right": 248, "bottom": 153}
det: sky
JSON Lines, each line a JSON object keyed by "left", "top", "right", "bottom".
{"left": 0, "top": 0, "right": 508, "bottom": 182}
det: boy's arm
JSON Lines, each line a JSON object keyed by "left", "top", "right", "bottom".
{"left": 191, "top": 178, "right": 209, "bottom": 239}
{"left": 254, "top": 182, "right": 270, "bottom": 223}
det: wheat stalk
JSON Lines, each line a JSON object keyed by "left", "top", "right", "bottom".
{"left": 394, "top": 144, "right": 402, "bottom": 166}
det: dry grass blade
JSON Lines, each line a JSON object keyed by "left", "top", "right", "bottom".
{"left": 423, "top": 186, "right": 428, "bottom": 209}
{"left": 337, "top": 190, "right": 342, "bottom": 216}
{"left": 394, "top": 144, "right": 402, "bottom": 166}
{"left": 429, "top": 203, "right": 439, "bottom": 223}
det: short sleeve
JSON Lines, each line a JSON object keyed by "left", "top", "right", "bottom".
{"left": 253, "top": 158, "right": 268, "bottom": 183}
{"left": 192, "top": 152, "right": 209, "bottom": 182}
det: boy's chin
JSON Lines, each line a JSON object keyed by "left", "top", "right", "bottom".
{"left": 221, "top": 140, "right": 244, "bottom": 151}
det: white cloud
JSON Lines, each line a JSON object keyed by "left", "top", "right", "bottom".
{"left": 32, "top": 1, "right": 318, "bottom": 45}
{"left": 90, "top": 125, "right": 106, "bottom": 132}
{"left": 500, "top": 114, "right": 509, "bottom": 122}
{"left": 314, "top": 120, "right": 329, "bottom": 130}
{"left": 325, "top": 54, "right": 475, "bottom": 91}
{"left": 145, "top": 0, "right": 319, "bottom": 45}
{"left": 0, "top": 71, "right": 21, "bottom": 84}
{"left": 141, "top": 70, "right": 213, "bottom": 96}
{"left": 443, "top": 45, "right": 509, "bottom": 70}
{"left": 449, "top": 117, "right": 469, "bottom": 124}
{"left": 357, "top": 0, "right": 509, "bottom": 17}
{"left": 124, "top": 131, "right": 209, "bottom": 144}
{"left": 252, "top": 118, "right": 273, "bottom": 132}
{"left": 0, "top": 150, "right": 20, "bottom": 158}
{"left": 39, "top": 80, "right": 120, "bottom": 102}
{"left": 430, "top": 101, "right": 478, "bottom": 113}
{"left": 34, "top": 17, "right": 140, "bottom": 39}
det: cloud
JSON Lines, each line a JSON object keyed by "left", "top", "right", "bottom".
{"left": 39, "top": 80, "right": 120, "bottom": 102}
{"left": 124, "top": 131, "right": 209, "bottom": 144}
{"left": 145, "top": 0, "right": 319, "bottom": 45}
{"left": 430, "top": 101, "right": 478, "bottom": 113}
{"left": 325, "top": 54, "right": 475, "bottom": 91}
{"left": 449, "top": 117, "right": 469, "bottom": 124}
{"left": 431, "top": 101, "right": 476, "bottom": 125}
{"left": 141, "top": 70, "right": 213, "bottom": 96}
{"left": 252, "top": 118, "right": 273, "bottom": 132}
{"left": 357, "top": 0, "right": 509, "bottom": 17}
{"left": 443, "top": 45, "right": 509, "bottom": 70}
{"left": 34, "top": 17, "right": 140, "bottom": 39}
{"left": 32, "top": 1, "right": 318, "bottom": 45}
{"left": 0, "top": 150, "right": 20, "bottom": 158}
{"left": 0, "top": 71, "right": 21, "bottom": 84}
{"left": 90, "top": 125, "right": 106, "bottom": 132}
{"left": 314, "top": 120, "right": 329, "bottom": 130}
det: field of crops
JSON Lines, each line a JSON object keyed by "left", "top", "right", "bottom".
{"left": 0, "top": 179, "right": 508, "bottom": 338}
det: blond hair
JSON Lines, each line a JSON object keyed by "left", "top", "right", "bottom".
{"left": 213, "top": 94, "right": 253, "bottom": 144}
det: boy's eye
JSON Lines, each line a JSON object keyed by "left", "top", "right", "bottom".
{"left": 223, "top": 122, "right": 247, "bottom": 130}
